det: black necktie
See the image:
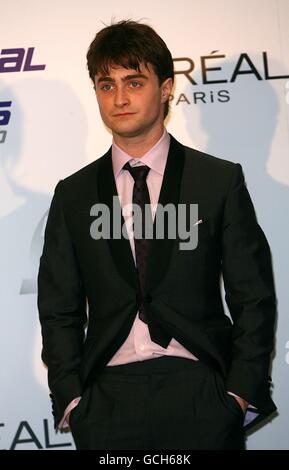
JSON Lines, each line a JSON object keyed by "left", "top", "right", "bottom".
{"left": 123, "top": 161, "right": 172, "bottom": 348}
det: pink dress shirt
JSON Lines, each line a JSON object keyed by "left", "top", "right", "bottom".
{"left": 107, "top": 129, "right": 199, "bottom": 365}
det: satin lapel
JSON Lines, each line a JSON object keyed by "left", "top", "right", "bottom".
{"left": 97, "top": 149, "right": 138, "bottom": 290}
{"left": 146, "top": 135, "right": 185, "bottom": 292}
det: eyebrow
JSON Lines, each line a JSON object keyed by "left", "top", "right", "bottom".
{"left": 97, "top": 73, "right": 149, "bottom": 84}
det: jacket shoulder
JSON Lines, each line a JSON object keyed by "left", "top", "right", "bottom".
{"left": 182, "top": 143, "right": 243, "bottom": 189}
{"left": 184, "top": 144, "right": 237, "bottom": 172}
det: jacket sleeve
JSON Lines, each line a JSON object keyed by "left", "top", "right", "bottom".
{"left": 222, "top": 163, "right": 277, "bottom": 415}
{"left": 37, "top": 181, "right": 87, "bottom": 427}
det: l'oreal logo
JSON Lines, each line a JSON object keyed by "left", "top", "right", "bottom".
{"left": 173, "top": 51, "right": 289, "bottom": 84}
{"left": 171, "top": 51, "right": 289, "bottom": 105}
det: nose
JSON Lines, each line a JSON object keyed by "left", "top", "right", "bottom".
{"left": 114, "top": 85, "right": 129, "bottom": 108}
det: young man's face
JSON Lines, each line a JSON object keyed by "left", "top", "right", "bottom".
{"left": 94, "top": 62, "right": 172, "bottom": 139}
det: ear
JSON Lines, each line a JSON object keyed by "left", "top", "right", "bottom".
{"left": 161, "top": 77, "right": 173, "bottom": 103}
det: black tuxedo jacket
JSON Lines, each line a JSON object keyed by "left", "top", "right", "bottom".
{"left": 38, "top": 135, "right": 277, "bottom": 429}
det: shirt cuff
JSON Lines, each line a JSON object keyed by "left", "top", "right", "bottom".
{"left": 227, "top": 391, "right": 256, "bottom": 409}
{"left": 58, "top": 396, "right": 82, "bottom": 430}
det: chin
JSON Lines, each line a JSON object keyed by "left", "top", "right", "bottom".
{"left": 113, "top": 126, "right": 144, "bottom": 138}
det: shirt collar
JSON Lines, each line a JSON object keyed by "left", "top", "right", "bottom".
{"left": 112, "top": 129, "right": 170, "bottom": 180}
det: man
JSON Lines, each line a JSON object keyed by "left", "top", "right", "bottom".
{"left": 38, "top": 20, "right": 277, "bottom": 450}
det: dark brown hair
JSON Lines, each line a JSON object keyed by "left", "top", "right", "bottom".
{"left": 86, "top": 20, "right": 174, "bottom": 118}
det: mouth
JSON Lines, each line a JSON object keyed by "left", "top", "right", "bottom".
{"left": 113, "top": 112, "right": 135, "bottom": 117}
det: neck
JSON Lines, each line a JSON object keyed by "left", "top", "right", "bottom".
{"left": 113, "top": 123, "right": 165, "bottom": 157}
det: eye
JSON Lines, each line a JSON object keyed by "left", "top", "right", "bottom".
{"left": 129, "top": 81, "right": 142, "bottom": 88}
{"left": 101, "top": 83, "right": 114, "bottom": 91}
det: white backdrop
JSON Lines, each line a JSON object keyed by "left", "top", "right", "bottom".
{"left": 1, "top": 0, "right": 289, "bottom": 450}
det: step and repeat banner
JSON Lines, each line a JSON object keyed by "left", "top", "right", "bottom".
{"left": 1, "top": 0, "right": 289, "bottom": 450}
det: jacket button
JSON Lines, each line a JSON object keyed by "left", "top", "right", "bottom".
{"left": 145, "top": 294, "right": 152, "bottom": 303}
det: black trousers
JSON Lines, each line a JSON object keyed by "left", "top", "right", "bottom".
{"left": 69, "top": 356, "right": 245, "bottom": 450}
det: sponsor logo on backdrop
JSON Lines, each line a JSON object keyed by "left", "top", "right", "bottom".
{"left": 0, "top": 47, "right": 45, "bottom": 144}
{"left": 172, "top": 51, "right": 289, "bottom": 105}
{"left": 0, "top": 100, "right": 11, "bottom": 144}
{"left": 0, "top": 47, "right": 46, "bottom": 73}
{"left": 0, "top": 419, "right": 72, "bottom": 450}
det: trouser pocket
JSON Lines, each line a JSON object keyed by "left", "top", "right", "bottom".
{"left": 213, "top": 369, "right": 244, "bottom": 418}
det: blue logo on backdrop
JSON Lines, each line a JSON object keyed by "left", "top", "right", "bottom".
{"left": 0, "top": 47, "right": 46, "bottom": 73}
{"left": 0, "top": 100, "right": 11, "bottom": 144}
{"left": 0, "top": 47, "right": 45, "bottom": 144}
